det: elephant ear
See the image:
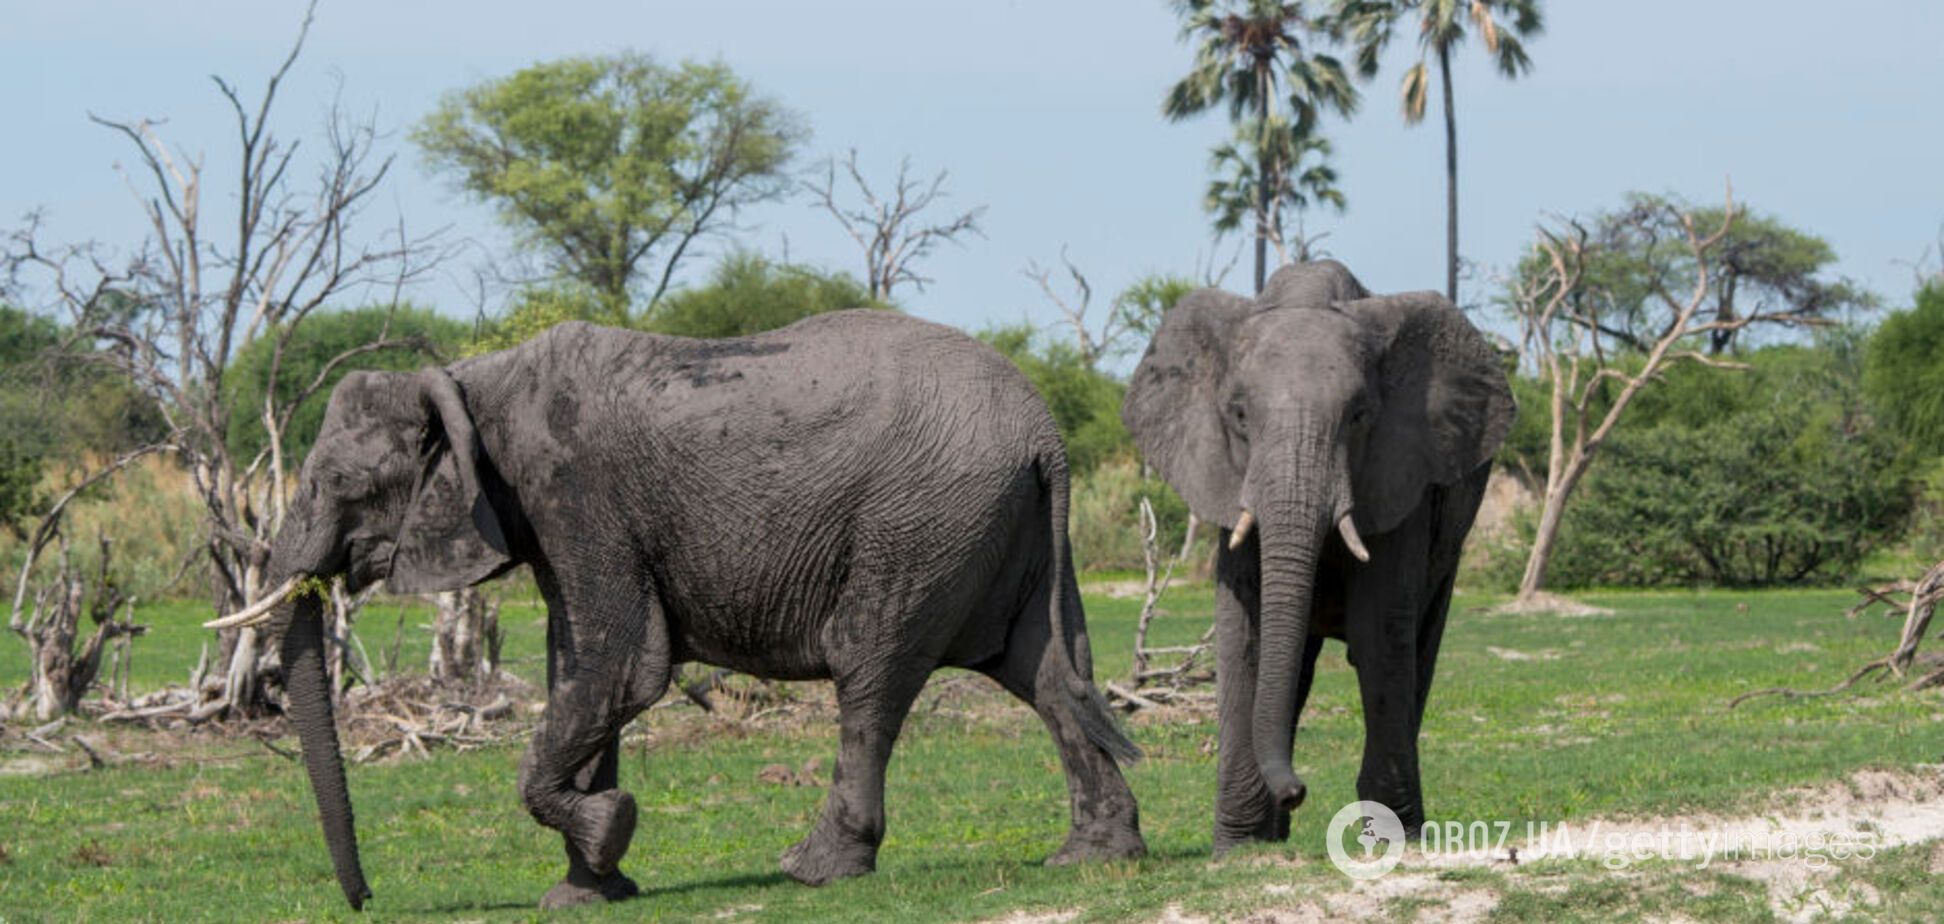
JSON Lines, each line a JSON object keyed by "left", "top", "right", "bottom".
{"left": 387, "top": 369, "right": 513, "bottom": 594}
{"left": 1345, "top": 291, "right": 1515, "bottom": 534}
{"left": 1122, "top": 288, "right": 1257, "bottom": 528}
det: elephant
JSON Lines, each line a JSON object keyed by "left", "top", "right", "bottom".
{"left": 1121, "top": 261, "right": 1512, "bottom": 852}
{"left": 213, "top": 310, "right": 1146, "bottom": 910}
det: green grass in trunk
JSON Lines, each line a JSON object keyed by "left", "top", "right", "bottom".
{"left": 1, "top": 587, "right": 1939, "bottom": 921}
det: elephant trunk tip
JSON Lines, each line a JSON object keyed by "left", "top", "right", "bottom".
{"left": 1261, "top": 765, "right": 1308, "bottom": 813}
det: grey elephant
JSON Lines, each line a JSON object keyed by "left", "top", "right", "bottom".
{"left": 211, "top": 311, "right": 1145, "bottom": 910}
{"left": 1122, "top": 261, "right": 1512, "bottom": 851}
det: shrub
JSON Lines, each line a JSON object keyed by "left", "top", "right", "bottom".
{"left": 1069, "top": 459, "right": 1208, "bottom": 574}
{"left": 1517, "top": 343, "right": 1906, "bottom": 588}
{"left": 1864, "top": 281, "right": 1944, "bottom": 458}
{"left": 978, "top": 325, "right": 1132, "bottom": 476}
{"left": 224, "top": 304, "right": 468, "bottom": 462}
{"left": 643, "top": 253, "right": 887, "bottom": 339}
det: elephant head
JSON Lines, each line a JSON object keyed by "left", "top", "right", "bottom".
{"left": 1122, "top": 260, "right": 1512, "bottom": 812}
{"left": 207, "top": 368, "right": 514, "bottom": 909}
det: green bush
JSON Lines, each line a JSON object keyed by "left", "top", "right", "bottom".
{"left": 1864, "top": 281, "right": 1944, "bottom": 459}
{"left": 1069, "top": 459, "right": 1206, "bottom": 573}
{"left": 1515, "top": 343, "right": 1906, "bottom": 588}
{"left": 224, "top": 304, "right": 468, "bottom": 462}
{"left": 468, "top": 283, "right": 608, "bottom": 355}
{"left": 0, "top": 305, "right": 167, "bottom": 534}
{"left": 643, "top": 252, "right": 886, "bottom": 339}
{"left": 977, "top": 324, "right": 1132, "bottom": 476}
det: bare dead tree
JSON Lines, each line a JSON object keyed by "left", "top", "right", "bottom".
{"left": 1106, "top": 498, "right": 1217, "bottom": 712}
{"left": 2, "top": 1, "right": 441, "bottom": 717}
{"left": 1024, "top": 246, "right": 1119, "bottom": 369}
{"left": 7, "top": 529, "right": 147, "bottom": 721}
{"left": 426, "top": 588, "right": 501, "bottom": 685}
{"left": 805, "top": 148, "right": 985, "bottom": 302}
{"left": 1502, "top": 187, "right": 1833, "bottom": 605}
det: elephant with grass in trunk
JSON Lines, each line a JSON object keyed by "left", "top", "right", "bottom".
{"left": 214, "top": 311, "right": 1145, "bottom": 910}
{"left": 1122, "top": 261, "right": 1512, "bottom": 852}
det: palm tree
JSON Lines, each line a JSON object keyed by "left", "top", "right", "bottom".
{"left": 1206, "top": 111, "right": 1346, "bottom": 262}
{"left": 1339, "top": 0, "right": 1542, "bottom": 304}
{"left": 1165, "top": 0, "right": 1357, "bottom": 293}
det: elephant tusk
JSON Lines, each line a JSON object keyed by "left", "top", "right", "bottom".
{"left": 203, "top": 576, "right": 300, "bottom": 630}
{"left": 1228, "top": 510, "right": 1255, "bottom": 550}
{"left": 1338, "top": 514, "right": 1371, "bottom": 563}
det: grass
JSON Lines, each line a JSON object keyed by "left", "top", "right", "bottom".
{"left": 1, "top": 586, "right": 1940, "bottom": 922}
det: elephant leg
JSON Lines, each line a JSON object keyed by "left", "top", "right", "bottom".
{"left": 1343, "top": 515, "right": 1431, "bottom": 835}
{"left": 538, "top": 740, "right": 641, "bottom": 910}
{"left": 1214, "top": 626, "right": 1324, "bottom": 854}
{"left": 978, "top": 580, "right": 1144, "bottom": 866}
{"left": 1211, "top": 542, "right": 1297, "bottom": 855}
{"left": 525, "top": 572, "right": 671, "bottom": 910}
{"left": 1413, "top": 570, "right": 1457, "bottom": 732}
{"left": 779, "top": 659, "right": 929, "bottom": 886}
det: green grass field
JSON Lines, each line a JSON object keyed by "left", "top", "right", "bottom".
{"left": 2, "top": 586, "right": 1940, "bottom": 922}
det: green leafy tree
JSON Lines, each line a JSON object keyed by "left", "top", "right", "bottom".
{"left": 224, "top": 305, "right": 467, "bottom": 462}
{"left": 1539, "top": 200, "right": 1875, "bottom": 355}
{"left": 1165, "top": 0, "right": 1358, "bottom": 293}
{"left": 644, "top": 253, "right": 887, "bottom": 339}
{"left": 414, "top": 53, "right": 805, "bottom": 321}
{"left": 977, "top": 324, "right": 1132, "bottom": 475}
{"left": 0, "top": 306, "right": 167, "bottom": 535}
{"left": 1341, "top": 0, "right": 1543, "bottom": 303}
{"left": 1113, "top": 274, "right": 1201, "bottom": 345}
{"left": 468, "top": 283, "right": 610, "bottom": 355}
{"left": 1864, "top": 282, "right": 1944, "bottom": 456}
{"left": 0, "top": 306, "right": 63, "bottom": 533}
{"left": 1537, "top": 343, "right": 1906, "bottom": 588}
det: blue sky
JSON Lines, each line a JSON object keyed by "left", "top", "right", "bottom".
{"left": 4, "top": 1, "right": 1940, "bottom": 361}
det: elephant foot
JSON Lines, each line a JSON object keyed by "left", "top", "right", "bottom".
{"left": 538, "top": 869, "right": 639, "bottom": 910}
{"left": 567, "top": 789, "right": 638, "bottom": 876}
{"left": 1046, "top": 823, "right": 1146, "bottom": 866}
{"left": 779, "top": 830, "right": 877, "bottom": 886}
{"left": 1212, "top": 810, "right": 1292, "bottom": 858}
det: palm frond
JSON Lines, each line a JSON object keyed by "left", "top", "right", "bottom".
{"left": 1400, "top": 58, "right": 1429, "bottom": 123}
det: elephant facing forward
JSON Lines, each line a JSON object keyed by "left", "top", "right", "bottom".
{"left": 218, "top": 311, "right": 1145, "bottom": 910}
{"left": 1123, "top": 261, "right": 1512, "bottom": 851}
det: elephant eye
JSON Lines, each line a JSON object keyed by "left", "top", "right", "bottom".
{"left": 1228, "top": 400, "right": 1247, "bottom": 426}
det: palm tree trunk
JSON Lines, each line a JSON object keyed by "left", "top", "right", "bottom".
{"left": 1254, "top": 60, "right": 1272, "bottom": 295}
{"left": 1439, "top": 44, "right": 1458, "bottom": 304}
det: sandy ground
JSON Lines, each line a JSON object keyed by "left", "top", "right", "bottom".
{"left": 992, "top": 765, "right": 1944, "bottom": 924}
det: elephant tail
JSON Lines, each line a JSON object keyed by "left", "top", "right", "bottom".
{"left": 1038, "top": 444, "right": 1142, "bottom": 766}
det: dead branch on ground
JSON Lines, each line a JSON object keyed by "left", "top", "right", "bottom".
{"left": 1729, "top": 560, "right": 1944, "bottom": 707}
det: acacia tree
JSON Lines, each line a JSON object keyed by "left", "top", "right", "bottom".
{"left": 1340, "top": 0, "right": 1543, "bottom": 304}
{"left": 415, "top": 53, "right": 804, "bottom": 322}
{"left": 1165, "top": 0, "right": 1357, "bottom": 293}
{"left": 3, "top": 3, "right": 438, "bottom": 716}
{"left": 1556, "top": 206, "right": 1874, "bottom": 356}
{"left": 1504, "top": 190, "right": 1836, "bottom": 603}
{"left": 804, "top": 149, "right": 986, "bottom": 303}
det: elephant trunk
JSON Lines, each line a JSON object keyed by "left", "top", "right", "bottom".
{"left": 1249, "top": 442, "right": 1339, "bottom": 813}
{"left": 262, "top": 492, "right": 368, "bottom": 908}
{"left": 281, "top": 587, "right": 371, "bottom": 909}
